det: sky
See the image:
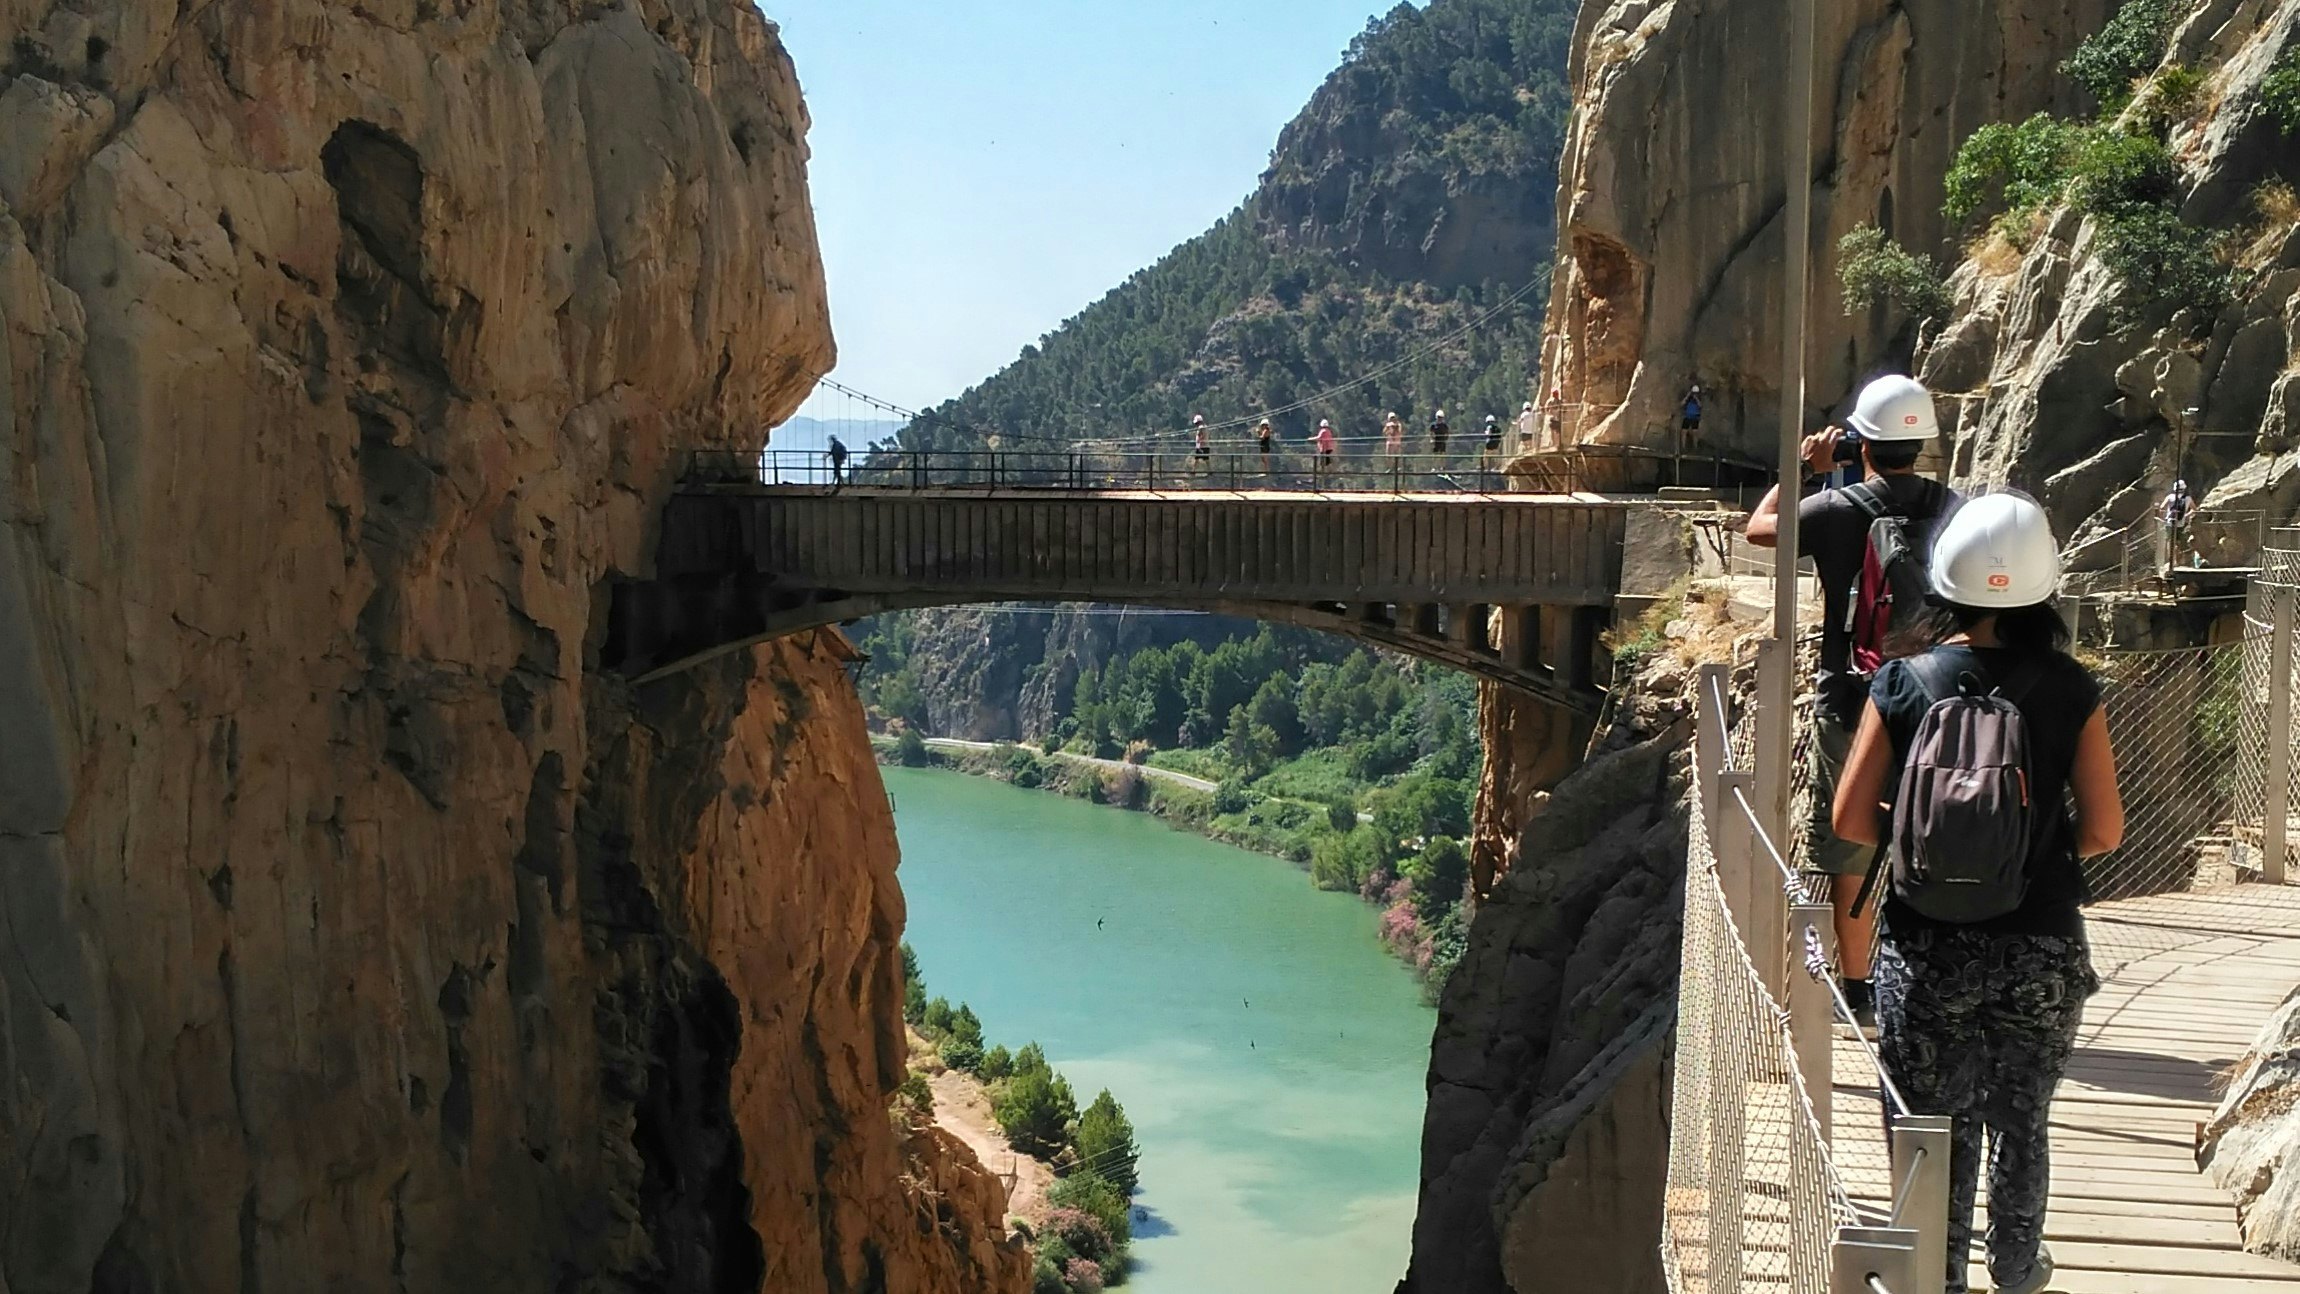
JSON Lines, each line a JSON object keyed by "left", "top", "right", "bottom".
{"left": 768, "top": 1, "right": 1397, "bottom": 414}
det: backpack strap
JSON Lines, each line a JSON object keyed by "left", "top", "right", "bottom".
{"left": 1847, "top": 477, "right": 1892, "bottom": 522}
{"left": 1847, "top": 475, "right": 1950, "bottom": 523}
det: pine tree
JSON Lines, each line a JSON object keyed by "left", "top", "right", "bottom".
{"left": 1074, "top": 1091, "right": 1141, "bottom": 1199}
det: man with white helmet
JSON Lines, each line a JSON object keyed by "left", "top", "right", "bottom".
{"left": 1829, "top": 492, "right": 2122, "bottom": 1294}
{"left": 1516, "top": 400, "right": 1539, "bottom": 455}
{"left": 1747, "top": 374, "right": 1955, "bottom": 1025}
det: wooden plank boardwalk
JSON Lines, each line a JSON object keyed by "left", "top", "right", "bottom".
{"left": 1834, "top": 884, "right": 2300, "bottom": 1292}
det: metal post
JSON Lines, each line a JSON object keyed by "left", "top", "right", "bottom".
{"left": 1696, "top": 663, "right": 1731, "bottom": 826}
{"left": 1754, "top": 636, "right": 1793, "bottom": 850}
{"left": 1767, "top": 0, "right": 1819, "bottom": 880}
{"left": 1891, "top": 1115, "right": 1954, "bottom": 1294}
{"left": 1720, "top": 771, "right": 1784, "bottom": 994}
{"left": 1833, "top": 1228, "right": 1922, "bottom": 1294}
{"left": 1791, "top": 902, "right": 1834, "bottom": 1139}
{"left": 2267, "top": 586, "right": 2294, "bottom": 885}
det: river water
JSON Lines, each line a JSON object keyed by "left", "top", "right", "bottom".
{"left": 885, "top": 767, "right": 1435, "bottom": 1293}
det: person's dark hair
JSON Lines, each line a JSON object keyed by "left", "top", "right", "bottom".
{"left": 1941, "top": 600, "right": 2072, "bottom": 656}
{"left": 1865, "top": 439, "right": 1923, "bottom": 472}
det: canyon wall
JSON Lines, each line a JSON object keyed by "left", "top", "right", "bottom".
{"left": 0, "top": 2, "right": 1021, "bottom": 1290}
{"left": 1540, "top": 0, "right": 2112, "bottom": 458}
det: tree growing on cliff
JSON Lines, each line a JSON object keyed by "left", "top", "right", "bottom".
{"left": 996, "top": 1067, "right": 1079, "bottom": 1158}
{"left": 1836, "top": 225, "right": 1951, "bottom": 324}
{"left": 1074, "top": 1090, "right": 1142, "bottom": 1199}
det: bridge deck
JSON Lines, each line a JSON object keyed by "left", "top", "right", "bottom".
{"left": 1833, "top": 884, "right": 2300, "bottom": 1292}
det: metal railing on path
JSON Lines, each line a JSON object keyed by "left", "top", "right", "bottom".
{"left": 1672, "top": 532, "right": 2300, "bottom": 1293}
{"left": 1668, "top": 648, "right": 1950, "bottom": 1294}
{"left": 685, "top": 445, "right": 1767, "bottom": 498}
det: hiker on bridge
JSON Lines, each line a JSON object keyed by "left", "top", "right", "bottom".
{"left": 1314, "top": 419, "right": 1338, "bottom": 478}
{"left": 1191, "top": 414, "right": 1211, "bottom": 469}
{"left": 1482, "top": 413, "right": 1505, "bottom": 459}
{"left": 826, "top": 433, "right": 849, "bottom": 487}
{"left": 1745, "top": 374, "right": 1954, "bottom": 1027}
{"left": 1517, "top": 400, "right": 1540, "bottom": 456}
{"left": 1830, "top": 491, "right": 2123, "bottom": 1294}
{"left": 1429, "top": 407, "right": 1450, "bottom": 455}
{"left": 1256, "top": 418, "right": 1275, "bottom": 469}
{"left": 1383, "top": 411, "right": 1406, "bottom": 456}
{"left": 2161, "top": 478, "right": 2196, "bottom": 574}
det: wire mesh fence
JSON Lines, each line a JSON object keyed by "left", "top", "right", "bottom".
{"left": 1664, "top": 751, "right": 1849, "bottom": 1293}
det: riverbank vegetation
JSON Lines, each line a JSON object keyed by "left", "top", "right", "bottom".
{"left": 875, "top": 626, "right": 1483, "bottom": 996}
{"left": 902, "top": 946, "right": 1141, "bottom": 1293}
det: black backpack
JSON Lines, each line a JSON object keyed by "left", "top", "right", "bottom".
{"left": 1846, "top": 478, "right": 1949, "bottom": 675}
{"left": 1866, "top": 653, "right": 2047, "bottom": 924}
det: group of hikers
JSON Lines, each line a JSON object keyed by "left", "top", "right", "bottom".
{"left": 1748, "top": 373, "right": 2125, "bottom": 1294}
{"left": 1185, "top": 402, "right": 1562, "bottom": 474}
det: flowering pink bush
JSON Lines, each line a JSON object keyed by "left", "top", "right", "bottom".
{"left": 1383, "top": 876, "right": 1414, "bottom": 907}
{"left": 1379, "top": 900, "right": 1419, "bottom": 946}
{"left": 1063, "top": 1257, "right": 1106, "bottom": 1293}
{"left": 1359, "top": 862, "right": 1396, "bottom": 901}
{"left": 1040, "top": 1207, "right": 1114, "bottom": 1263}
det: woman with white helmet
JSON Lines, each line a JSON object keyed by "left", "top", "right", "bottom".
{"left": 1832, "top": 492, "right": 2125, "bottom": 1294}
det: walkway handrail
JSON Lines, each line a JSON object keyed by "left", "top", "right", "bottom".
{"left": 685, "top": 443, "right": 1771, "bottom": 497}
{"left": 1672, "top": 662, "right": 1952, "bottom": 1294}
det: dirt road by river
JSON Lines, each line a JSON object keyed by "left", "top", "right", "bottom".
{"left": 925, "top": 1059, "right": 1052, "bottom": 1219}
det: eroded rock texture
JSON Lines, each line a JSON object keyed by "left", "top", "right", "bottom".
{"left": 0, "top": 2, "right": 1022, "bottom": 1290}
{"left": 1540, "top": 0, "right": 2111, "bottom": 455}
{"left": 1406, "top": 654, "right": 1720, "bottom": 1294}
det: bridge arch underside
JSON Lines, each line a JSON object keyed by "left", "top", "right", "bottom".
{"left": 603, "top": 579, "right": 1611, "bottom": 715}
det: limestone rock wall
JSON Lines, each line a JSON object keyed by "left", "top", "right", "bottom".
{"left": 1405, "top": 650, "right": 1717, "bottom": 1294}
{"left": 1918, "top": 1, "right": 2300, "bottom": 562}
{"left": 1540, "top": 0, "right": 2111, "bottom": 458}
{"left": 0, "top": 2, "right": 1021, "bottom": 1290}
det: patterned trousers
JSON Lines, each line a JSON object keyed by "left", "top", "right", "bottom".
{"left": 1873, "top": 921, "right": 2098, "bottom": 1293}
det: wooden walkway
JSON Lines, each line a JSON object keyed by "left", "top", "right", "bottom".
{"left": 1835, "top": 884, "right": 2300, "bottom": 1292}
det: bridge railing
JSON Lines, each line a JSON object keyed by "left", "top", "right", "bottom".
{"left": 684, "top": 445, "right": 1769, "bottom": 496}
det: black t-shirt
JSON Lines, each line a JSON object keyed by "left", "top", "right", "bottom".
{"left": 1798, "top": 474, "right": 1954, "bottom": 722}
{"left": 1869, "top": 646, "right": 2103, "bottom": 938}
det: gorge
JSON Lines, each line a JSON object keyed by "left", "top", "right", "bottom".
{"left": 11, "top": 0, "right": 2300, "bottom": 1289}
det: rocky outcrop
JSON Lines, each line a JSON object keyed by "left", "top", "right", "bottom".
{"left": 0, "top": 2, "right": 1021, "bottom": 1290}
{"left": 2204, "top": 987, "right": 2300, "bottom": 1257}
{"left": 1405, "top": 648, "right": 1721, "bottom": 1294}
{"left": 1921, "top": 3, "right": 2300, "bottom": 559}
{"left": 1540, "top": 0, "right": 2113, "bottom": 457}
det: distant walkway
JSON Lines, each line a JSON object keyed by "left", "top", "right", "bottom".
{"left": 922, "top": 738, "right": 1219, "bottom": 794}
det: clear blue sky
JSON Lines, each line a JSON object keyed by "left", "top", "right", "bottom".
{"left": 768, "top": 1, "right": 1396, "bottom": 413}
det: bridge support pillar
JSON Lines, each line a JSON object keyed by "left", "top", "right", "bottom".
{"left": 1790, "top": 902, "right": 1833, "bottom": 1140}
{"left": 1444, "top": 604, "right": 1475, "bottom": 647}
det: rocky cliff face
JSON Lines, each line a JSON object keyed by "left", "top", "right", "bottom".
{"left": 0, "top": 3, "right": 1021, "bottom": 1291}
{"left": 1540, "top": 0, "right": 2113, "bottom": 457}
{"left": 1405, "top": 645, "right": 1721, "bottom": 1294}
{"left": 1921, "top": 2, "right": 2300, "bottom": 556}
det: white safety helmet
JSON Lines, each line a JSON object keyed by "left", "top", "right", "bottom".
{"left": 1436, "top": 407, "right": 1447, "bottom": 419}
{"left": 1524, "top": 401, "right": 1535, "bottom": 412}
{"left": 1319, "top": 418, "right": 1332, "bottom": 428}
{"left": 1846, "top": 375, "right": 1939, "bottom": 442}
{"left": 1929, "top": 493, "right": 2062, "bottom": 609}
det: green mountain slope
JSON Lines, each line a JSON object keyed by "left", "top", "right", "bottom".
{"left": 897, "top": 0, "right": 1579, "bottom": 452}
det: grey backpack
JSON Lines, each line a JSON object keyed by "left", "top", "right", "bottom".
{"left": 1884, "top": 654, "right": 2046, "bottom": 924}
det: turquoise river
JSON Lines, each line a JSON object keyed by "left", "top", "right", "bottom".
{"left": 885, "top": 766, "right": 1437, "bottom": 1293}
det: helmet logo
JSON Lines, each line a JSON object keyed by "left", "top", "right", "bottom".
{"left": 1904, "top": 415, "right": 1920, "bottom": 425}
{"left": 1988, "top": 574, "right": 2012, "bottom": 589}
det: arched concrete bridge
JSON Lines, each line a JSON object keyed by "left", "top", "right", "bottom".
{"left": 605, "top": 485, "right": 1631, "bottom": 713}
